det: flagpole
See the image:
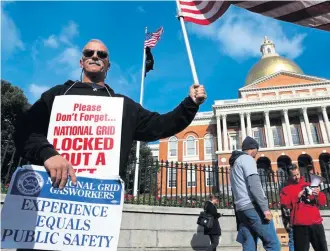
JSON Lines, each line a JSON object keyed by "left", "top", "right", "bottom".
{"left": 176, "top": 0, "right": 199, "bottom": 84}
{"left": 133, "top": 26, "right": 148, "bottom": 197}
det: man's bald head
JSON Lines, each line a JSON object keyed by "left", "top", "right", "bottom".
{"left": 80, "top": 39, "right": 110, "bottom": 83}
{"left": 82, "top": 39, "right": 109, "bottom": 55}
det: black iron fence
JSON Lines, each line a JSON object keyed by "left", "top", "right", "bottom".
{"left": 123, "top": 160, "right": 330, "bottom": 210}
{"left": 2, "top": 142, "right": 330, "bottom": 210}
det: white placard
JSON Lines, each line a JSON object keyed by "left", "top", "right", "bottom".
{"left": 47, "top": 96, "right": 124, "bottom": 178}
{"left": 1, "top": 165, "right": 124, "bottom": 251}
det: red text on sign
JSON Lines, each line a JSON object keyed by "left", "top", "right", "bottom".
{"left": 96, "top": 126, "right": 115, "bottom": 135}
{"left": 73, "top": 103, "right": 102, "bottom": 112}
{"left": 53, "top": 137, "right": 114, "bottom": 151}
{"left": 61, "top": 152, "right": 92, "bottom": 166}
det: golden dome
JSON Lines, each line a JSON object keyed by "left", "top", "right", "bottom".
{"left": 245, "top": 36, "right": 303, "bottom": 86}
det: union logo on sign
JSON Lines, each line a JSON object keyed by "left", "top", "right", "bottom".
{"left": 16, "top": 171, "right": 44, "bottom": 196}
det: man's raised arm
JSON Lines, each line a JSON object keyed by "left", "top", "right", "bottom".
{"left": 134, "top": 83, "right": 206, "bottom": 141}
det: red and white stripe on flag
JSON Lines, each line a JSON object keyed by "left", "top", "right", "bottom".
{"left": 233, "top": 1, "right": 330, "bottom": 32}
{"left": 178, "top": 0, "right": 230, "bottom": 25}
{"left": 178, "top": 0, "right": 330, "bottom": 31}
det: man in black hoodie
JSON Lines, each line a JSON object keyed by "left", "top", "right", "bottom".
{"left": 14, "top": 39, "right": 207, "bottom": 190}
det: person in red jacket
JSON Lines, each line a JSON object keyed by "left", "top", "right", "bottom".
{"left": 280, "top": 164, "right": 328, "bottom": 251}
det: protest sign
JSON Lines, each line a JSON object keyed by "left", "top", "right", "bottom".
{"left": 1, "top": 165, "right": 124, "bottom": 251}
{"left": 47, "top": 95, "right": 124, "bottom": 177}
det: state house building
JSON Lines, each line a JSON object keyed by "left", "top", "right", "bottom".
{"left": 156, "top": 37, "right": 330, "bottom": 181}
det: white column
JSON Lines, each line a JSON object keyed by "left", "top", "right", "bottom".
{"left": 299, "top": 113, "right": 309, "bottom": 145}
{"left": 222, "top": 114, "right": 228, "bottom": 151}
{"left": 322, "top": 106, "right": 330, "bottom": 140}
{"left": 318, "top": 113, "right": 329, "bottom": 143}
{"left": 246, "top": 112, "right": 252, "bottom": 137}
{"left": 264, "top": 123, "right": 269, "bottom": 148}
{"left": 240, "top": 113, "right": 247, "bottom": 141}
{"left": 281, "top": 115, "right": 289, "bottom": 146}
{"left": 264, "top": 111, "right": 273, "bottom": 148}
{"left": 302, "top": 107, "right": 314, "bottom": 145}
{"left": 283, "top": 109, "right": 293, "bottom": 146}
{"left": 216, "top": 115, "right": 222, "bottom": 152}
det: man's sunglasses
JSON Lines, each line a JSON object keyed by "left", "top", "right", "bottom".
{"left": 83, "top": 49, "right": 108, "bottom": 59}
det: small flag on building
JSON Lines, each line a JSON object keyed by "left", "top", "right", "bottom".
{"left": 178, "top": 1, "right": 330, "bottom": 32}
{"left": 144, "top": 27, "right": 164, "bottom": 76}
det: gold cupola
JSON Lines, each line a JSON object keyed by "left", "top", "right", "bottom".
{"left": 245, "top": 36, "right": 303, "bottom": 86}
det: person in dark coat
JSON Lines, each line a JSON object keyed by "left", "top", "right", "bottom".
{"left": 204, "top": 194, "right": 221, "bottom": 251}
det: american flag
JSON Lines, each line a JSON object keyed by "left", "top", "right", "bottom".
{"left": 178, "top": 0, "right": 230, "bottom": 25}
{"left": 178, "top": 1, "right": 330, "bottom": 32}
{"left": 144, "top": 27, "right": 164, "bottom": 48}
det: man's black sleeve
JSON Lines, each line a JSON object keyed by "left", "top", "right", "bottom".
{"left": 134, "top": 96, "right": 199, "bottom": 141}
{"left": 14, "top": 95, "right": 59, "bottom": 165}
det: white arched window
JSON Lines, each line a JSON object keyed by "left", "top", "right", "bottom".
{"left": 168, "top": 136, "right": 178, "bottom": 158}
{"left": 204, "top": 134, "right": 214, "bottom": 155}
{"left": 186, "top": 136, "right": 196, "bottom": 156}
{"left": 183, "top": 135, "right": 199, "bottom": 161}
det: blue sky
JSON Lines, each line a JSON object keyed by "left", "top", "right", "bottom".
{"left": 2, "top": 1, "right": 330, "bottom": 116}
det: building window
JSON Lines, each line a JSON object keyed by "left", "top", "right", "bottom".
{"left": 187, "top": 168, "right": 196, "bottom": 187}
{"left": 168, "top": 136, "right": 178, "bottom": 158}
{"left": 229, "top": 132, "right": 240, "bottom": 150}
{"left": 186, "top": 136, "right": 197, "bottom": 156}
{"left": 204, "top": 134, "right": 214, "bottom": 155}
{"left": 272, "top": 126, "right": 284, "bottom": 147}
{"left": 167, "top": 168, "right": 177, "bottom": 188}
{"left": 291, "top": 125, "right": 302, "bottom": 145}
{"left": 310, "top": 123, "right": 321, "bottom": 144}
{"left": 252, "top": 128, "right": 266, "bottom": 148}
{"left": 205, "top": 167, "right": 215, "bottom": 187}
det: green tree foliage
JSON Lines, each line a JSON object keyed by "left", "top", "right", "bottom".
{"left": 125, "top": 141, "right": 158, "bottom": 195}
{"left": 1, "top": 79, "right": 30, "bottom": 184}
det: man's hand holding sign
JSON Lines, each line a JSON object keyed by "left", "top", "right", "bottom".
{"left": 2, "top": 38, "right": 206, "bottom": 251}
{"left": 44, "top": 155, "right": 77, "bottom": 189}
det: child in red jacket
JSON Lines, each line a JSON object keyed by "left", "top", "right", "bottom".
{"left": 280, "top": 164, "right": 328, "bottom": 251}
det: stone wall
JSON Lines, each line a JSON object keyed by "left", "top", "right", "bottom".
{"left": 2, "top": 194, "right": 330, "bottom": 250}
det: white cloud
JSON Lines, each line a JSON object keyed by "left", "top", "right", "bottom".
{"left": 28, "top": 84, "right": 50, "bottom": 99}
{"left": 59, "top": 21, "right": 79, "bottom": 45}
{"left": 107, "top": 63, "right": 140, "bottom": 97}
{"left": 30, "top": 21, "right": 82, "bottom": 80}
{"left": 40, "top": 21, "right": 79, "bottom": 50}
{"left": 1, "top": 5, "right": 24, "bottom": 59}
{"left": 188, "top": 7, "right": 307, "bottom": 60}
{"left": 44, "top": 35, "right": 59, "bottom": 48}
{"left": 137, "top": 6, "right": 146, "bottom": 13}
{"left": 51, "top": 46, "right": 82, "bottom": 79}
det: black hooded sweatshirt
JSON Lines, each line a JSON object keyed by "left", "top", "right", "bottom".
{"left": 14, "top": 80, "right": 199, "bottom": 177}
